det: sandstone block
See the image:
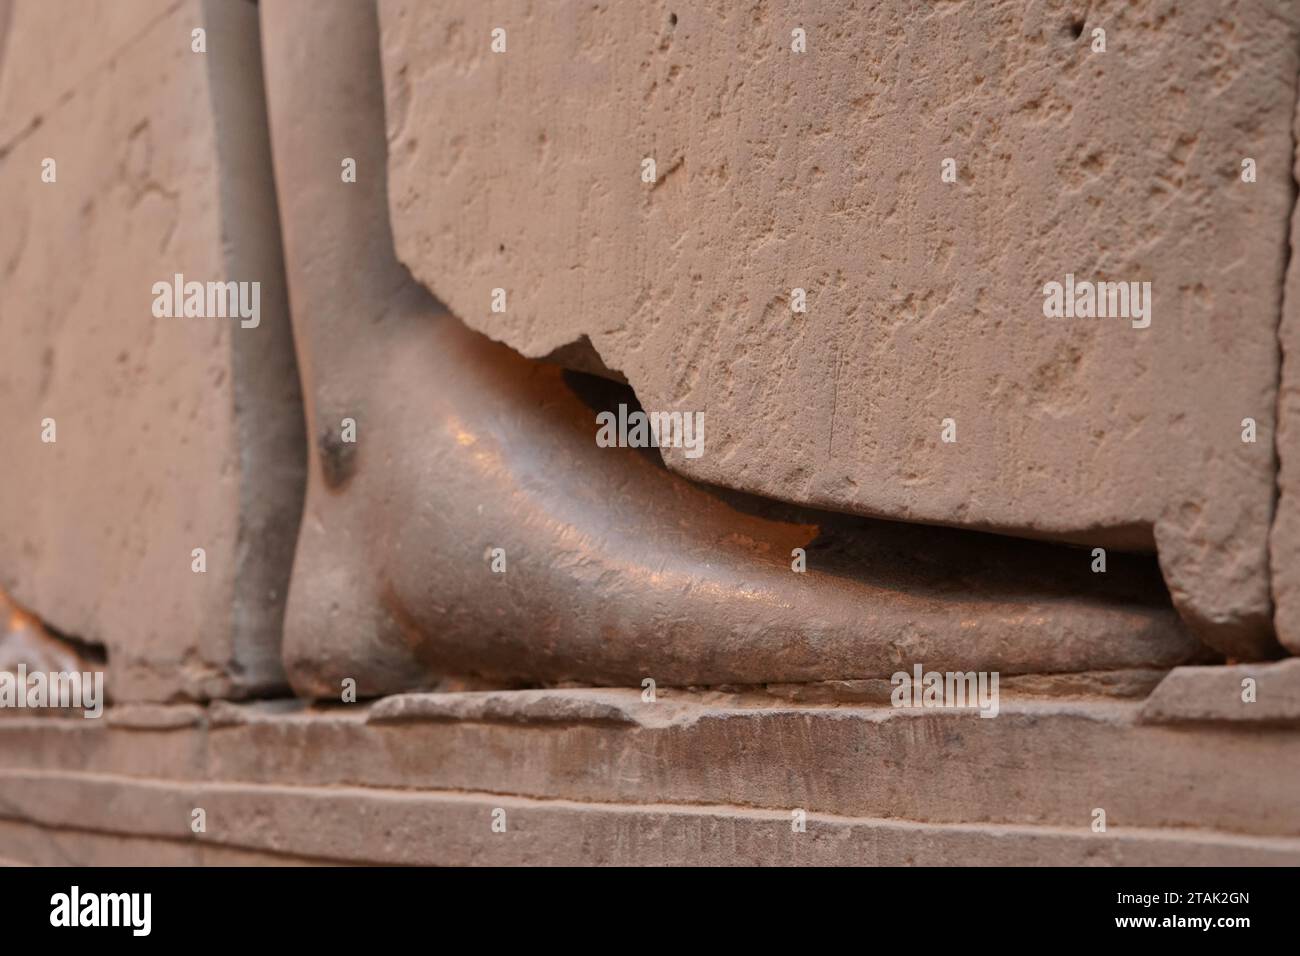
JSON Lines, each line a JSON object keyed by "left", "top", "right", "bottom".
{"left": 0, "top": 0, "right": 305, "bottom": 700}
{"left": 1139, "top": 658, "right": 1300, "bottom": 725}
{"left": 379, "top": 0, "right": 1300, "bottom": 657}
{"left": 4, "top": 769, "right": 1295, "bottom": 865}
{"left": 3, "top": 689, "right": 1300, "bottom": 864}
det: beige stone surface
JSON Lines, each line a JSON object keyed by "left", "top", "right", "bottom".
{"left": 380, "top": 0, "right": 1300, "bottom": 657}
{"left": 2, "top": 686, "right": 1300, "bottom": 864}
{"left": 0, "top": 0, "right": 304, "bottom": 701}
{"left": 4, "top": 770, "right": 1297, "bottom": 866}
{"left": 0, "top": 820, "right": 336, "bottom": 866}
{"left": 1140, "top": 658, "right": 1300, "bottom": 725}
{"left": 764, "top": 667, "right": 1169, "bottom": 704}
{"left": 0, "top": 0, "right": 175, "bottom": 146}
{"left": 1, "top": 0, "right": 1295, "bottom": 868}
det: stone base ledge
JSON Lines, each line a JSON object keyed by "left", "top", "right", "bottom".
{"left": 2, "top": 667, "right": 1299, "bottom": 864}
{"left": 1, "top": 775, "right": 1296, "bottom": 866}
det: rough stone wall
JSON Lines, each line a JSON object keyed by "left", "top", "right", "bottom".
{"left": 0, "top": 0, "right": 304, "bottom": 701}
{"left": 379, "top": 0, "right": 1300, "bottom": 659}
{"left": 4, "top": 672, "right": 1300, "bottom": 865}
{"left": 1, "top": 0, "right": 1299, "bottom": 866}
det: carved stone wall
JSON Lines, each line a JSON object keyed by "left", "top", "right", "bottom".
{"left": 1, "top": 0, "right": 1298, "bottom": 866}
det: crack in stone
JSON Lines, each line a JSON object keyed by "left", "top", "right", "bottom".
{"left": 0, "top": 0, "right": 184, "bottom": 158}
{"left": 1269, "top": 64, "right": 1300, "bottom": 646}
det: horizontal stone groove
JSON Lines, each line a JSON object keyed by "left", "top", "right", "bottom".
{"left": 2, "top": 681, "right": 1298, "bottom": 840}
{"left": 0, "top": 818, "right": 342, "bottom": 867}
{"left": 1, "top": 770, "right": 1297, "bottom": 867}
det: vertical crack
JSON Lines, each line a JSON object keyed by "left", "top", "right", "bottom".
{"left": 1267, "top": 63, "right": 1300, "bottom": 652}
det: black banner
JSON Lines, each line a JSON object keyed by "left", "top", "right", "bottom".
{"left": 0, "top": 866, "right": 1282, "bottom": 941}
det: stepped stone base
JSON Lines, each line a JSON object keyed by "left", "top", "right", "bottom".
{"left": 3, "top": 666, "right": 1298, "bottom": 865}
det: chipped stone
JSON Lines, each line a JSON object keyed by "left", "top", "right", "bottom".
{"left": 379, "top": 0, "right": 1300, "bottom": 658}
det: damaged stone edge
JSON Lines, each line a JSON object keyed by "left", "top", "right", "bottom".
{"left": 1271, "top": 64, "right": 1300, "bottom": 655}
{"left": 2, "top": 771, "right": 1299, "bottom": 866}
{"left": 4, "top": 659, "right": 1289, "bottom": 731}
